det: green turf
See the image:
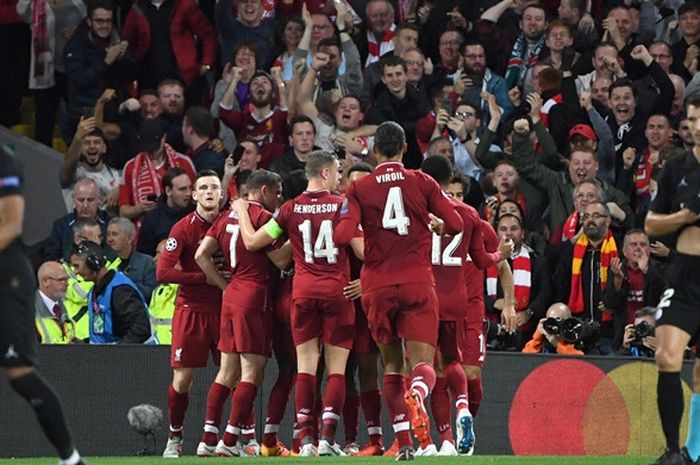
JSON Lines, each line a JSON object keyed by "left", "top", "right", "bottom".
{"left": 0, "top": 457, "right": 656, "bottom": 465}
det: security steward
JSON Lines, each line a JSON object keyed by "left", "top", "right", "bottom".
{"left": 69, "top": 241, "right": 152, "bottom": 344}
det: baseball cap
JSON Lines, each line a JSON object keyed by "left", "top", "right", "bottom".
{"left": 568, "top": 124, "right": 597, "bottom": 142}
{"left": 138, "top": 118, "right": 167, "bottom": 153}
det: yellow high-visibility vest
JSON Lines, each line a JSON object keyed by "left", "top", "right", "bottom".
{"left": 148, "top": 283, "right": 178, "bottom": 345}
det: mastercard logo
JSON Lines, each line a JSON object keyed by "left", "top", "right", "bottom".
{"left": 508, "top": 359, "right": 691, "bottom": 455}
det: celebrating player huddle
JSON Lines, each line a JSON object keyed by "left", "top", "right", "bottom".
{"left": 158, "top": 121, "right": 513, "bottom": 460}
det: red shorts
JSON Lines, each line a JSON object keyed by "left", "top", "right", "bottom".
{"left": 353, "top": 300, "right": 377, "bottom": 355}
{"left": 465, "top": 295, "right": 485, "bottom": 325}
{"left": 218, "top": 301, "right": 273, "bottom": 357}
{"left": 291, "top": 297, "right": 354, "bottom": 349}
{"left": 273, "top": 286, "right": 296, "bottom": 361}
{"left": 460, "top": 318, "right": 486, "bottom": 368}
{"left": 170, "top": 307, "right": 221, "bottom": 368}
{"left": 272, "top": 313, "right": 296, "bottom": 362}
{"left": 362, "top": 283, "right": 439, "bottom": 346}
{"left": 438, "top": 320, "right": 464, "bottom": 363}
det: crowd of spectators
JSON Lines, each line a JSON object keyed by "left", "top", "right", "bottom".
{"left": 2, "top": 0, "right": 697, "bottom": 354}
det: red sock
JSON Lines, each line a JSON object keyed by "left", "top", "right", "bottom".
{"left": 360, "top": 389, "right": 383, "bottom": 446}
{"left": 383, "top": 374, "right": 411, "bottom": 448}
{"left": 410, "top": 362, "right": 436, "bottom": 402}
{"left": 200, "top": 382, "right": 230, "bottom": 445}
{"left": 263, "top": 374, "right": 295, "bottom": 448}
{"left": 430, "top": 377, "right": 452, "bottom": 443}
{"left": 241, "top": 408, "right": 256, "bottom": 442}
{"left": 444, "top": 362, "right": 469, "bottom": 414}
{"left": 222, "top": 382, "right": 257, "bottom": 446}
{"left": 168, "top": 384, "right": 189, "bottom": 437}
{"left": 467, "top": 377, "right": 483, "bottom": 417}
{"left": 321, "top": 374, "right": 345, "bottom": 443}
{"left": 343, "top": 392, "right": 359, "bottom": 443}
{"left": 295, "top": 373, "right": 316, "bottom": 445}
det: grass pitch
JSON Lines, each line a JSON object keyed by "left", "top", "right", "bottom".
{"left": 0, "top": 457, "right": 656, "bottom": 465}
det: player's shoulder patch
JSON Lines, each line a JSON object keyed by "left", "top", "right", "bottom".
{"left": 340, "top": 197, "right": 349, "bottom": 215}
{"left": 165, "top": 237, "right": 178, "bottom": 252}
{"left": 0, "top": 175, "right": 20, "bottom": 188}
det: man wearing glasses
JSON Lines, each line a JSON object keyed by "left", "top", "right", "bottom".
{"left": 552, "top": 201, "right": 619, "bottom": 355}
{"left": 35, "top": 262, "right": 74, "bottom": 344}
{"left": 64, "top": 0, "right": 136, "bottom": 142}
{"left": 457, "top": 39, "right": 513, "bottom": 131}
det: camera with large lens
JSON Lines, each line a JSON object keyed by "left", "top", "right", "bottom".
{"left": 633, "top": 320, "right": 654, "bottom": 341}
{"left": 629, "top": 320, "right": 655, "bottom": 357}
{"left": 542, "top": 317, "right": 600, "bottom": 347}
{"left": 483, "top": 319, "right": 521, "bottom": 351}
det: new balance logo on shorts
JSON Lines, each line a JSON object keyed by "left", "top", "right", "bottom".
{"left": 174, "top": 348, "right": 183, "bottom": 362}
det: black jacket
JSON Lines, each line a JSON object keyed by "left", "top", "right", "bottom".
{"left": 64, "top": 20, "right": 137, "bottom": 120}
{"left": 365, "top": 84, "right": 430, "bottom": 169}
{"left": 553, "top": 239, "right": 615, "bottom": 339}
{"left": 603, "top": 258, "right": 667, "bottom": 349}
{"left": 94, "top": 270, "right": 151, "bottom": 343}
{"left": 44, "top": 209, "right": 111, "bottom": 261}
{"left": 191, "top": 143, "right": 226, "bottom": 179}
{"left": 269, "top": 149, "right": 307, "bottom": 182}
{"left": 137, "top": 196, "right": 192, "bottom": 256}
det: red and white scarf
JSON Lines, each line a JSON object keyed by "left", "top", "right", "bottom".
{"left": 365, "top": 24, "right": 396, "bottom": 67}
{"left": 486, "top": 246, "right": 532, "bottom": 311}
{"left": 130, "top": 144, "right": 182, "bottom": 204}
{"left": 561, "top": 211, "right": 580, "bottom": 242}
{"left": 31, "top": 0, "right": 53, "bottom": 88}
{"left": 540, "top": 93, "right": 563, "bottom": 128}
{"left": 634, "top": 148, "right": 652, "bottom": 210}
{"left": 568, "top": 231, "right": 618, "bottom": 321}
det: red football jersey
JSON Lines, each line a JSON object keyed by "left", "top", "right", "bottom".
{"left": 276, "top": 190, "right": 350, "bottom": 300}
{"left": 207, "top": 202, "right": 274, "bottom": 310}
{"left": 218, "top": 106, "right": 288, "bottom": 168}
{"left": 157, "top": 211, "right": 222, "bottom": 312}
{"left": 336, "top": 162, "right": 463, "bottom": 292}
{"left": 433, "top": 198, "right": 502, "bottom": 321}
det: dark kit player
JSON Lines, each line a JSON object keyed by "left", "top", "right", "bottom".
{"left": 0, "top": 144, "right": 87, "bottom": 465}
{"left": 645, "top": 93, "right": 700, "bottom": 465}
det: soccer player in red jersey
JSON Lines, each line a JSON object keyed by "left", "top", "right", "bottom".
{"left": 234, "top": 151, "right": 363, "bottom": 457}
{"left": 333, "top": 121, "right": 464, "bottom": 460}
{"left": 156, "top": 170, "right": 226, "bottom": 458}
{"left": 421, "top": 156, "right": 515, "bottom": 457}
{"left": 194, "top": 170, "right": 291, "bottom": 457}
{"left": 341, "top": 163, "right": 385, "bottom": 457}
{"left": 260, "top": 169, "right": 308, "bottom": 456}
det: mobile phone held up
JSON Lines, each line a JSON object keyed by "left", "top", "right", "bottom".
{"left": 231, "top": 145, "right": 245, "bottom": 165}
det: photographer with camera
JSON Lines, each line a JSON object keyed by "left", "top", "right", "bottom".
{"left": 619, "top": 306, "right": 657, "bottom": 358}
{"left": 603, "top": 229, "right": 666, "bottom": 350}
{"left": 522, "top": 303, "right": 584, "bottom": 355}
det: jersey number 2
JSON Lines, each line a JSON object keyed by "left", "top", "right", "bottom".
{"left": 298, "top": 219, "right": 338, "bottom": 264}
